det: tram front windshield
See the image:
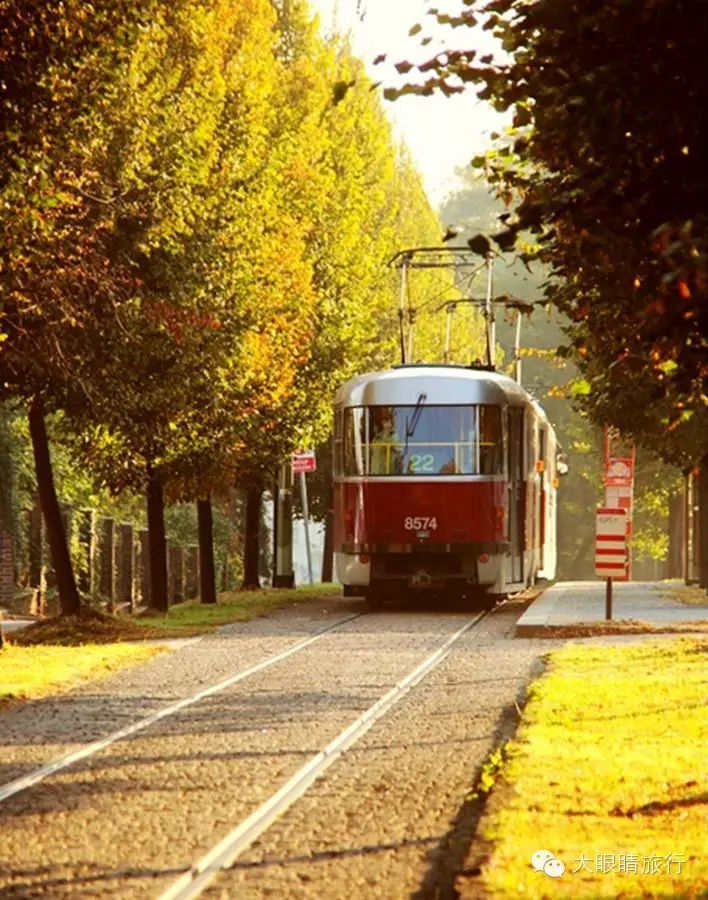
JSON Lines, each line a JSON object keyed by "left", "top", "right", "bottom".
{"left": 342, "top": 405, "right": 503, "bottom": 476}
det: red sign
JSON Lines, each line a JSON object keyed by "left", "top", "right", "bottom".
{"left": 292, "top": 451, "right": 316, "bottom": 474}
{"left": 605, "top": 457, "right": 634, "bottom": 487}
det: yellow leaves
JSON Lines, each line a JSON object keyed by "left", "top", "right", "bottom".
{"left": 1, "top": 0, "right": 449, "bottom": 493}
{"left": 546, "top": 383, "right": 570, "bottom": 399}
{"left": 657, "top": 359, "right": 678, "bottom": 376}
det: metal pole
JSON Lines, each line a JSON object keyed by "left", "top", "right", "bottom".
{"left": 485, "top": 252, "right": 494, "bottom": 367}
{"left": 272, "top": 476, "right": 279, "bottom": 582}
{"left": 274, "top": 463, "right": 294, "bottom": 587}
{"left": 605, "top": 577, "right": 613, "bottom": 620}
{"left": 399, "top": 258, "right": 408, "bottom": 364}
{"left": 513, "top": 308, "right": 522, "bottom": 385}
{"left": 299, "top": 471, "right": 314, "bottom": 585}
{"left": 444, "top": 303, "right": 454, "bottom": 363}
{"left": 683, "top": 469, "right": 691, "bottom": 583}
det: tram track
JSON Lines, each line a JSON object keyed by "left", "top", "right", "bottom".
{"left": 0, "top": 601, "right": 510, "bottom": 899}
{"left": 0, "top": 611, "right": 365, "bottom": 806}
{"left": 158, "top": 609, "right": 489, "bottom": 900}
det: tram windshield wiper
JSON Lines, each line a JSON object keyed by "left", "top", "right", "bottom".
{"left": 405, "top": 392, "right": 427, "bottom": 443}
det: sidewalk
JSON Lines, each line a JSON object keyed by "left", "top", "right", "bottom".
{"left": 0, "top": 618, "right": 37, "bottom": 645}
{"left": 516, "top": 580, "right": 708, "bottom": 637}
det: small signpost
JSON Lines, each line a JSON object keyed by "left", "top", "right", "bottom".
{"left": 595, "top": 507, "right": 628, "bottom": 619}
{"left": 603, "top": 428, "right": 635, "bottom": 577}
{"left": 292, "top": 450, "right": 317, "bottom": 474}
{"left": 292, "top": 451, "right": 316, "bottom": 584}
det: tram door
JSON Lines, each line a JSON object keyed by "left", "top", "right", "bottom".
{"left": 507, "top": 408, "right": 525, "bottom": 583}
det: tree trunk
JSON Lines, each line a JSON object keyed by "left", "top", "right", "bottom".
{"left": 242, "top": 485, "right": 263, "bottom": 589}
{"left": 667, "top": 489, "right": 684, "bottom": 579}
{"left": 146, "top": 464, "right": 169, "bottom": 612}
{"left": 699, "top": 454, "right": 708, "bottom": 591}
{"left": 27, "top": 398, "right": 80, "bottom": 616}
{"left": 197, "top": 496, "right": 217, "bottom": 604}
{"left": 321, "top": 483, "right": 334, "bottom": 583}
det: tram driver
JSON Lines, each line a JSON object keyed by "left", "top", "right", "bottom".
{"left": 370, "top": 408, "right": 402, "bottom": 474}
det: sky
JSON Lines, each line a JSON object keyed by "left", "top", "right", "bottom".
{"left": 308, "top": 0, "right": 507, "bottom": 206}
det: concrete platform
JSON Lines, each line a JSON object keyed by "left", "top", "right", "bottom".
{"left": 516, "top": 580, "right": 708, "bottom": 637}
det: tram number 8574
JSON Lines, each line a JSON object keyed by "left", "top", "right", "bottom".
{"left": 404, "top": 516, "right": 438, "bottom": 531}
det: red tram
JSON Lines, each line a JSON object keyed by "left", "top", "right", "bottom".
{"left": 333, "top": 364, "right": 561, "bottom": 605}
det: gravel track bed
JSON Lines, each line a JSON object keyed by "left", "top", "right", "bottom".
{"left": 0, "top": 601, "right": 496, "bottom": 898}
{"left": 197, "top": 604, "right": 562, "bottom": 900}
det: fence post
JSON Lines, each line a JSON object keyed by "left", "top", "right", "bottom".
{"left": 169, "top": 545, "right": 184, "bottom": 605}
{"left": 99, "top": 518, "right": 115, "bottom": 609}
{"left": 28, "top": 502, "right": 42, "bottom": 593}
{"left": 0, "top": 530, "right": 14, "bottom": 613}
{"left": 28, "top": 502, "right": 45, "bottom": 614}
{"left": 77, "top": 509, "right": 93, "bottom": 598}
{"left": 119, "top": 523, "right": 134, "bottom": 611}
{"left": 186, "top": 545, "right": 199, "bottom": 600}
{"left": 139, "top": 529, "right": 151, "bottom": 609}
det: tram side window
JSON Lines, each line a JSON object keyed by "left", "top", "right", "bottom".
{"left": 343, "top": 407, "right": 364, "bottom": 475}
{"left": 479, "top": 406, "right": 503, "bottom": 474}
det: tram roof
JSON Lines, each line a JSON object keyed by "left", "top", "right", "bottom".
{"left": 335, "top": 364, "right": 534, "bottom": 407}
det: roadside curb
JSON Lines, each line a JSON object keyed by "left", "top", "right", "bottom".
{"left": 516, "top": 620, "right": 708, "bottom": 638}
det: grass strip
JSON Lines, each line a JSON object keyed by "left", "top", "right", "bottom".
{"left": 9, "top": 583, "right": 341, "bottom": 646}
{"left": 137, "top": 582, "right": 339, "bottom": 632}
{"left": 0, "top": 643, "right": 164, "bottom": 709}
{"left": 476, "top": 637, "right": 707, "bottom": 899}
{"left": 1, "top": 584, "right": 340, "bottom": 709}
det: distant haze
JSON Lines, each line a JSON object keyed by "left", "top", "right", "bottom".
{"left": 309, "top": 0, "right": 508, "bottom": 205}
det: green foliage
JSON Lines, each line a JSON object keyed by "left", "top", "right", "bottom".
{"left": 0, "top": 404, "right": 27, "bottom": 536}
{"left": 438, "top": 170, "right": 686, "bottom": 577}
{"left": 631, "top": 457, "right": 682, "bottom": 564}
{"left": 0, "top": 0, "right": 149, "bottom": 404}
{"left": 398, "top": 0, "right": 708, "bottom": 467}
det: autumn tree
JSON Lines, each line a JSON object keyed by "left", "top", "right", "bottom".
{"left": 284, "top": 32, "right": 489, "bottom": 579}
{"left": 60, "top": 0, "right": 312, "bottom": 608}
{"left": 438, "top": 162, "right": 690, "bottom": 579}
{"left": 400, "top": 0, "right": 707, "bottom": 461}
{"left": 0, "top": 0, "right": 155, "bottom": 613}
{"left": 390, "top": 0, "right": 707, "bottom": 585}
